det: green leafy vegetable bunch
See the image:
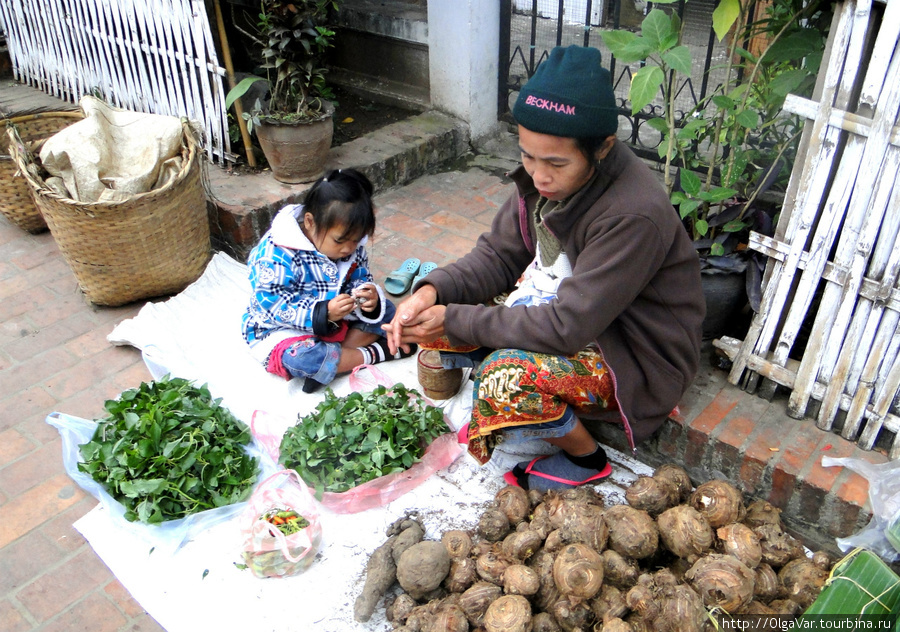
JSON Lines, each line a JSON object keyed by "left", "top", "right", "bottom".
{"left": 78, "top": 377, "right": 260, "bottom": 524}
{"left": 279, "top": 384, "right": 447, "bottom": 495}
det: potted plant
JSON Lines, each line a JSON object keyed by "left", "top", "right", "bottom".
{"left": 226, "top": 0, "right": 339, "bottom": 183}
{"left": 601, "top": 0, "right": 830, "bottom": 337}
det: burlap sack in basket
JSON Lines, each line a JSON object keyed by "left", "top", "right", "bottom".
{"left": 9, "top": 121, "right": 211, "bottom": 306}
{"left": 0, "top": 112, "right": 83, "bottom": 233}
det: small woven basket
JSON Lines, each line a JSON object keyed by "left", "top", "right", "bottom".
{"left": 417, "top": 349, "right": 463, "bottom": 400}
{"left": 8, "top": 120, "right": 211, "bottom": 306}
{"left": 0, "top": 111, "right": 83, "bottom": 233}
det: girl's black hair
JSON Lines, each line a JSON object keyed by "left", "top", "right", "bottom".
{"left": 302, "top": 168, "right": 376, "bottom": 239}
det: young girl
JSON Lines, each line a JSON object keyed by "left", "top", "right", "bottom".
{"left": 242, "top": 168, "right": 413, "bottom": 393}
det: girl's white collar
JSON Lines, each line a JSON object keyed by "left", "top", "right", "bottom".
{"left": 269, "top": 204, "right": 369, "bottom": 252}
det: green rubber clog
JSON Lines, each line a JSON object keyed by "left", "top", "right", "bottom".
{"left": 384, "top": 257, "right": 421, "bottom": 295}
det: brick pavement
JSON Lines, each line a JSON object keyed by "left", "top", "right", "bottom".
{"left": 1, "top": 219, "right": 159, "bottom": 631}
{"left": 0, "top": 157, "right": 892, "bottom": 631}
{"left": 0, "top": 163, "right": 511, "bottom": 631}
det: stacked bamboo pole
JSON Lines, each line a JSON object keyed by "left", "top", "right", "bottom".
{"left": 718, "top": 0, "right": 900, "bottom": 457}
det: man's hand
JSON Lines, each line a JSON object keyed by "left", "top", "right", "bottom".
{"left": 383, "top": 285, "right": 441, "bottom": 354}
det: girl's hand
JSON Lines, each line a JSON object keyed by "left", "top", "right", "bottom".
{"left": 327, "top": 294, "right": 356, "bottom": 321}
{"left": 351, "top": 284, "right": 379, "bottom": 312}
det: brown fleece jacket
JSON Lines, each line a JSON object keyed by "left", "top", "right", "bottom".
{"left": 421, "top": 139, "right": 705, "bottom": 447}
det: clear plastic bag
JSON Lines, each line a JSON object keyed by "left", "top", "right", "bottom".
{"left": 250, "top": 365, "right": 464, "bottom": 514}
{"left": 821, "top": 455, "right": 900, "bottom": 563}
{"left": 46, "top": 411, "right": 272, "bottom": 554}
{"left": 239, "top": 469, "right": 323, "bottom": 578}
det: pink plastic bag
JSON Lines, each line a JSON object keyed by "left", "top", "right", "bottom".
{"left": 347, "top": 363, "right": 394, "bottom": 391}
{"left": 240, "top": 469, "right": 323, "bottom": 578}
{"left": 250, "top": 365, "right": 464, "bottom": 514}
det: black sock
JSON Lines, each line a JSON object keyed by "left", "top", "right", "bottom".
{"left": 360, "top": 338, "right": 417, "bottom": 364}
{"left": 302, "top": 377, "right": 323, "bottom": 393}
{"left": 567, "top": 443, "right": 608, "bottom": 471}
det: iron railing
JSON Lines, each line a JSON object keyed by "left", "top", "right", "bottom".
{"left": 499, "top": 0, "right": 733, "bottom": 164}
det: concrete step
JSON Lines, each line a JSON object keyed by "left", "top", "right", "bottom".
{"left": 206, "top": 109, "right": 470, "bottom": 260}
{"left": 330, "top": 0, "right": 430, "bottom": 111}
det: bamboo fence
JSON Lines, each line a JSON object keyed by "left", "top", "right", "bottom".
{"left": 715, "top": 0, "right": 900, "bottom": 458}
{"left": 0, "top": 0, "right": 232, "bottom": 163}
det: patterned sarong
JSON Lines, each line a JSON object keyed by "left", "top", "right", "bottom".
{"left": 423, "top": 340, "right": 617, "bottom": 464}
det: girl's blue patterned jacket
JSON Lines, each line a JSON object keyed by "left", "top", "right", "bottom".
{"left": 241, "top": 204, "right": 385, "bottom": 362}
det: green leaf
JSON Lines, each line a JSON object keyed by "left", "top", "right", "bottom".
{"left": 726, "top": 83, "right": 749, "bottom": 101}
{"left": 629, "top": 66, "right": 665, "bottom": 114}
{"left": 766, "top": 30, "right": 824, "bottom": 64}
{"left": 705, "top": 186, "right": 738, "bottom": 203}
{"left": 724, "top": 154, "right": 749, "bottom": 188}
{"left": 123, "top": 412, "right": 140, "bottom": 429}
{"left": 119, "top": 478, "right": 168, "bottom": 498}
{"left": 641, "top": 9, "right": 676, "bottom": 48}
{"left": 661, "top": 46, "right": 692, "bottom": 76}
{"left": 736, "top": 110, "right": 759, "bottom": 128}
{"left": 616, "top": 37, "right": 657, "bottom": 64}
{"left": 600, "top": 30, "right": 636, "bottom": 57}
{"left": 712, "top": 95, "right": 735, "bottom": 110}
{"left": 769, "top": 69, "right": 808, "bottom": 97}
{"left": 710, "top": 243, "right": 726, "bottom": 256}
{"left": 225, "top": 76, "right": 267, "bottom": 111}
{"left": 645, "top": 117, "right": 669, "bottom": 134}
{"left": 679, "top": 169, "right": 702, "bottom": 196}
{"left": 712, "top": 0, "right": 741, "bottom": 42}
{"left": 723, "top": 220, "right": 749, "bottom": 232}
{"left": 677, "top": 119, "right": 705, "bottom": 140}
{"left": 677, "top": 198, "right": 701, "bottom": 220}
{"left": 695, "top": 219, "right": 710, "bottom": 236}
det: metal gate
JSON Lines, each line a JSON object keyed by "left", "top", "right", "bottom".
{"left": 499, "top": 0, "right": 729, "bottom": 163}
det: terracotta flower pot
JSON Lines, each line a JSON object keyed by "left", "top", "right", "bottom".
{"left": 255, "top": 108, "right": 334, "bottom": 184}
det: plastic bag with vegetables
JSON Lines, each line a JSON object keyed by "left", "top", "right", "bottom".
{"left": 240, "top": 469, "right": 323, "bottom": 578}
{"left": 250, "top": 364, "right": 463, "bottom": 514}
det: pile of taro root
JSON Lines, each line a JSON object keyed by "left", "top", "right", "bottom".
{"left": 353, "top": 463, "right": 835, "bottom": 632}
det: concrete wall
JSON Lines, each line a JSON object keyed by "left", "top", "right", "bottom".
{"left": 333, "top": 0, "right": 501, "bottom": 143}
{"left": 427, "top": 0, "right": 501, "bottom": 142}
{"left": 332, "top": 0, "right": 431, "bottom": 110}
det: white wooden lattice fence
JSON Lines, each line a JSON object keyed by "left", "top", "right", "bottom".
{"left": 715, "top": 0, "right": 900, "bottom": 458}
{"left": 0, "top": 0, "right": 232, "bottom": 163}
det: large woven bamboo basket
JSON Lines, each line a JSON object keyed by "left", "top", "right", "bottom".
{"left": 8, "top": 121, "right": 211, "bottom": 306}
{"left": 0, "top": 111, "right": 83, "bottom": 233}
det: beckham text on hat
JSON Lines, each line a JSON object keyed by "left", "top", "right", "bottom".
{"left": 524, "top": 95, "right": 576, "bottom": 115}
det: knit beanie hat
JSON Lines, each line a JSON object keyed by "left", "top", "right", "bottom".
{"left": 513, "top": 45, "right": 618, "bottom": 138}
